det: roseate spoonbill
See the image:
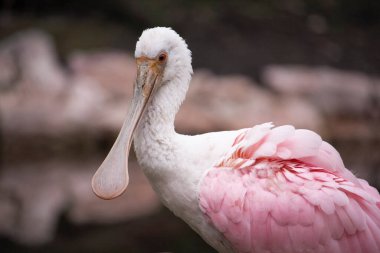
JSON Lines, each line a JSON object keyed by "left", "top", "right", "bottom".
{"left": 92, "top": 27, "right": 380, "bottom": 253}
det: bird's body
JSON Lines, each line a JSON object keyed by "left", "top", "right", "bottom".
{"left": 92, "top": 27, "right": 380, "bottom": 253}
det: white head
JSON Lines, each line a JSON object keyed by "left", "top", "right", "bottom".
{"left": 92, "top": 27, "right": 193, "bottom": 199}
{"left": 135, "top": 27, "right": 193, "bottom": 84}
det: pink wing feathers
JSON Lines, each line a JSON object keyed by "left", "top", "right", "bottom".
{"left": 199, "top": 123, "right": 380, "bottom": 253}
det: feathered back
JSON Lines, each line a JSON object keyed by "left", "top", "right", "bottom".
{"left": 199, "top": 123, "right": 380, "bottom": 253}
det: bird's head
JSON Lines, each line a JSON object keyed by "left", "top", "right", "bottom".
{"left": 135, "top": 27, "right": 192, "bottom": 85}
{"left": 91, "top": 27, "right": 192, "bottom": 199}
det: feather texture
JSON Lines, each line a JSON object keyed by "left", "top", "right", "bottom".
{"left": 199, "top": 123, "right": 380, "bottom": 253}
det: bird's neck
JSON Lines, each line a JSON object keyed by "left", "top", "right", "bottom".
{"left": 133, "top": 74, "right": 190, "bottom": 172}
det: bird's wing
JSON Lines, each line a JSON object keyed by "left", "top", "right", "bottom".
{"left": 216, "top": 122, "right": 362, "bottom": 187}
{"left": 199, "top": 123, "right": 380, "bottom": 253}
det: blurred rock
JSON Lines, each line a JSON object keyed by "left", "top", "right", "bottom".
{"left": 0, "top": 31, "right": 131, "bottom": 136}
{"left": 176, "top": 71, "right": 322, "bottom": 133}
{"left": 0, "top": 30, "right": 66, "bottom": 93}
{"left": 69, "top": 51, "right": 136, "bottom": 97}
{"left": 262, "top": 65, "right": 380, "bottom": 117}
{"left": 0, "top": 160, "right": 160, "bottom": 245}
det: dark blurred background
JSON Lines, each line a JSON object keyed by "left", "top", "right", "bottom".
{"left": 0, "top": 1, "right": 379, "bottom": 252}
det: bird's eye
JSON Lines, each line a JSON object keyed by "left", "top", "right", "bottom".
{"left": 158, "top": 53, "right": 167, "bottom": 62}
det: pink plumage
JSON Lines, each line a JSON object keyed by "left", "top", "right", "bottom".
{"left": 199, "top": 123, "right": 380, "bottom": 253}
